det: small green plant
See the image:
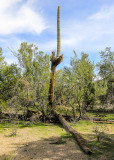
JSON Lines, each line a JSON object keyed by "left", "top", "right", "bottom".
{"left": 2, "top": 152, "right": 14, "bottom": 160}
{"left": 93, "top": 123, "right": 106, "bottom": 142}
{"left": 10, "top": 121, "right": 19, "bottom": 136}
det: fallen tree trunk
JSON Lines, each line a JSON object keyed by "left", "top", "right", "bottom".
{"left": 53, "top": 110, "right": 92, "bottom": 155}
{"left": 94, "top": 120, "right": 114, "bottom": 124}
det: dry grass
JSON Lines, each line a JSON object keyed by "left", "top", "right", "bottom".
{"left": 0, "top": 121, "right": 113, "bottom": 160}
{"left": 0, "top": 123, "right": 88, "bottom": 160}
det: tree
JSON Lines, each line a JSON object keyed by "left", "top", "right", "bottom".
{"left": 61, "top": 51, "right": 95, "bottom": 120}
{"left": 12, "top": 42, "right": 50, "bottom": 118}
{"left": 55, "top": 69, "right": 65, "bottom": 104}
{"left": 97, "top": 47, "right": 114, "bottom": 106}
{"left": 0, "top": 49, "right": 7, "bottom": 111}
{"left": 0, "top": 62, "right": 21, "bottom": 113}
{"left": 97, "top": 47, "right": 114, "bottom": 81}
{"left": 0, "top": 64, "right": 20, "bottom": 100}
{"left": 0, "top": 48, "right": 6, "bottom": 67}
{"left": 94, "top": 80, "right": 108, "bottom": 107}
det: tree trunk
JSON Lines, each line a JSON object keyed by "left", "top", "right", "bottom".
{"left": 53, "top": 109, "right": 92, "bottom": 155}
{"left": 78, "top": 102, "right": 82, "bottom": 120}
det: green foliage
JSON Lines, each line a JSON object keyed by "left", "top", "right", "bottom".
{"left": 1, "top": 152, "right": 14, "bottom": 160}
{"left": 86, "top": 112, "right": 114, "bottom": 120}
{"left": 96, "top": 47, "right": 114, "bottom": 106}
{"left": 0, "top": 64, "right": 20, "bottom": 101}
{"left": 57, "top": 51, "right": 95, "bottom": 120}
{"left": 92, "top": 123, "right": 106, "bottom": 142}
{"left": 55, "top": 69, "right": 65, "bottom": 104}
{"left": 97, "top": 47, "right": 114, "bottom": 80}
{"left": 13, "top": 42, "right": 50, "bottom": 116}
{"left": 0, "top": 50, "right": 20, "bottom": 111}
{"left": 94, "top": 80, "right": 108, "bottom": 105}
{"left": 17, "top": 42, "right": 38, "bottom": 80}
{"left": 0, "top": 48, "right": 6, "bottom": 68}
{"left": 0, "top": 44, "right": 113, "bottom": 118}
{"left": 0, "top": 43, "right": 50, "bottom": 117}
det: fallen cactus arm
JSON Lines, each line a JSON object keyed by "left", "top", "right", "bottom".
{"left": 53, "top": 109, "right": 92, "bottom": 155}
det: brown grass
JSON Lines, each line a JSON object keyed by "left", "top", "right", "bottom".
{"left": 0, "top": 124, "right": 88, "bottom": 160}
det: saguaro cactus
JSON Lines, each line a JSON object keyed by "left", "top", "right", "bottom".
{"left": 57, "top": 6, "right": 61, "bottom": 57}
{"left": 48, "top": 6, "right": 92, "bottom": 155}
{"left": 49, "top": 6, "right": 63, "bottom": 106}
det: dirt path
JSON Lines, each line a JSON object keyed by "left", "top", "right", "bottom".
{"left": 0, "top": 127, "right": 88, "bottom": 160}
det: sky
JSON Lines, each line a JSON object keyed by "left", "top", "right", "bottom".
{"left": 0, "top": 0, "right": 114, "bottom": 70}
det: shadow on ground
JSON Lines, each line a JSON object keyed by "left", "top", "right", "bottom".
{"left": 0, "top": 135, "right": 88, "bottom": 160}
{"left": 0, "top": 133, "right": 113, "bottom": 160}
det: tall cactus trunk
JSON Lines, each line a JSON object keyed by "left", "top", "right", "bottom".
{"left": 57, "top": 6, "right": 61, "bottom": 57}
{"left": 49, "top": 6, "right": 63, "bottom": 107}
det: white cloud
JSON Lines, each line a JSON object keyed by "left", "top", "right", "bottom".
{"left": 0, "top": 0, "right": 21, "bottom": 12}
{"left": 0, "top": 0, "right": 47, "bottom": 35}
{"left": 88, "top": 6, "right": 114, "bottom": 20}
{"left": 17, "top": 4, "right": 114, "bottom": 59}
{"left": 60, "top": 5, "right": 114, "bottom": 54}
{"left": 1, "top": 3, "right": 114, "bottom": 65}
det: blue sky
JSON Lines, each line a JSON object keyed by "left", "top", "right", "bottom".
{"left": 0, "top": 0, "right": 114, "bottom": 70}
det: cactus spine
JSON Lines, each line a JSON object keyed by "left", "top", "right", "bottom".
{"left": 57, "top": 6, "right": 61, "bottom": 57}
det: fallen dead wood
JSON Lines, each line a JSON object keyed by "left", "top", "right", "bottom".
{"left": 53, "top": 110, "right": 92, "bottom": 155}
{"left": 93, "top": 120, "right": 114, "bottom": 124}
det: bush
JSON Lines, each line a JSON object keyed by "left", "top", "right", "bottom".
{"left": 93, "top": 123, "right": 106, "bottom": 142}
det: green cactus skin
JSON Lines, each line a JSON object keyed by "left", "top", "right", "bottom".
{"left": 57, "top": 6, "right": 61, "bottom": 57}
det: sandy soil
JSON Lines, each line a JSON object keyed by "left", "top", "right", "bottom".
{"left": 0, "top": 127, "right": 89, "bottom": 160}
